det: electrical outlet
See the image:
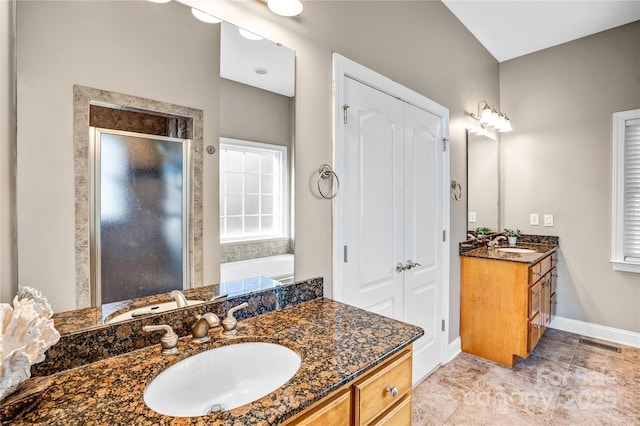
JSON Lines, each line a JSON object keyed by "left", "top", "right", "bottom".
{"left": 530, "top": 213, "right": 539, "bottom": 226}
{"left": 469, "top": 212, "right": 477, "bottom": 223}
{"left": 544, "top": 214, "right": 554, "bottom": 227}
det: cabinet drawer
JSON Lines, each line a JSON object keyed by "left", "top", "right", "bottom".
{"left": 289, "top": 388, "right": 351, "bottom": 426}
{"left": 353, "top": 349, "right": 412, "bottom": 425}
{"left": 529, "top": 280, "right": 542, "bottom": 318}
{"left": 530, "top": 255, "right": 553, "bottom": 284}
{"left": 370, "top": 394, "right": 411, "bottom": 426}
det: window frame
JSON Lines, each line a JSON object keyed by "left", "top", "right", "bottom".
{"left": 611, "top": 108, "right": 640, "bottom": 273}
{"left": 219, "top": 137, "right": 289, "bottom": 244}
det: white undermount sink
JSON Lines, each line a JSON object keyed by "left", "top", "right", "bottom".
{"left": 143, "top": 342, "right": 301, "bottom": 417}
{"left": 497, "top": 247, "right": 536, "bottom": 254}
{"left": 105, "top": 300, "right": 206, "bottom": 324}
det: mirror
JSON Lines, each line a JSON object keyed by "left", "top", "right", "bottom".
{"left": 466, "top": 130, "right": 500, "bottom": 233}
{"left": 13, "top": 0, "right": 295, "bottom": 331}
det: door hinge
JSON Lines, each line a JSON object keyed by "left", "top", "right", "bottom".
{"left": 442, "top": 137, "right": 449, "bottom": 152}
{"left": 442, "top": 319, "right": 446, "bottom": 332}
{"left": 344, "top": 245, "right": 348, "bottom": 263}
{"left": 443, "top": 230, "right": 446, "bottom": 242}
{"left": 342, "top": 104, "right": 350, "bottom": 124}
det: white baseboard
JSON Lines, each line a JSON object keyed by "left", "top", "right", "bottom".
{"left": 447, "top": 337, "right": 461, "bottom": 362}
{"left": 549, "top": 316, "right": 640, "bottom": 349}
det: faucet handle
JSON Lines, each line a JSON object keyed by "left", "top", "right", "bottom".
{"left": 143, "top": 324, "right": 179, "bottom": 355}
{"left": 221, "top": 302, "right": 248, "bottom": 335}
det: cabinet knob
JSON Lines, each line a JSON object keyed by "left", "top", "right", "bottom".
{"left": 385, "top": 385, "right": 398, "bottom": 397}
{"left": 534, "top": 291, "right": 541, "bottom": 296}
{"left": 533, "top": 272, "right": 541, "bottom": 276}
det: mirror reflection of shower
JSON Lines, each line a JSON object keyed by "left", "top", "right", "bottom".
{"left": 91, "top": 117, "right": 191, "bottom": 304}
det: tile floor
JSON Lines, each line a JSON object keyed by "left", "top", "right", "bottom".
{"left": 412, "top": 329, "right": 640, "bottom": 425}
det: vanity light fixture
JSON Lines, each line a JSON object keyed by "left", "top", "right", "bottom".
{"left": 239, "top": 28, "right": 264, "bottom": 41}
{"left": 191, "top": 8, "right": 221, "bottom": 24}
{"left": 148, "top": 0, "right": 171, "bottom": 3}
{"left": 468, "top": 125, "right": 497, "bottom": 141}
{"left": 470, "top": 100, "right": 513, "bottom": 132}
{"left": 267, "top": 0, "right": 303, "bottom": 17}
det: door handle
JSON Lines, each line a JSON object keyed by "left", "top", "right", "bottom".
{"left": 405, "top": 260, "right": 422, "bottom": 270}
{"left": 395, "top": 263, "right": 406, "bottom": 273}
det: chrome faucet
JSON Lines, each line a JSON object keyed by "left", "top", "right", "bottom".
{"left": 487, "top": 235, "right": 507, "bottom": 248}
{"left": 170, "top": 290, "right": 188, "bottom": 308}
{"left": 143, "top": 324, "right": 179, "bottom": 355}
{"left": 221, "top": 302, "right": 249, "bottom": 335}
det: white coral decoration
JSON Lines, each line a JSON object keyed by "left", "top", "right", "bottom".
{"left": 0, "top": 287, "right": 60, "bottom": 402}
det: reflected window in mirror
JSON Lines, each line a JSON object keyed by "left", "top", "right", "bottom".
{"left": 219, "top": 138, "right": 289, "bottom": 243}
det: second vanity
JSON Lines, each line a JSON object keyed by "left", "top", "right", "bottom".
{"left": 460, "top": 237, "right": 558, "bottom": 367}
{"left": 10, "top": 298, "right": 423, "bottom": 425}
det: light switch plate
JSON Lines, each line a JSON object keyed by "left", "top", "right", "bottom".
{"left": 530, "top": 213, "right": 539, "bottom": 226}
{"left": 469, "top": 212, "right": 477, "bottom": 223}
{"left": 544, "top": 214, "right": 554, "bottom": 227}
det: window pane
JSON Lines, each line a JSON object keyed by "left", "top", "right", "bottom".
{"left": 219, "top": 196, "right": 226, "bottom": 216}
{"left": 245, "top": 216, "right": 259, "bottom": 234}
{"left": 245, "top": 152, "right": 260, "bottom": 173}
{"left": 262, "top": 215, "right": 274, "bottom": 232}
{"left": 245, "top": 195, "right": 259, "bottom": 215}
{"left": 226, "top": 172, "right": 243, "bottom": 194}
{"left": 245, "top": 174, "right": 259, "bottom": 194}
{"left": 226, "top": 150, "right": 243, "bottom": 172}
{"left": 261, "top": 175, "right": 274, "bottom": 194}
{"left": 227, "top": 195, "right": 243, "bottom": 216}
{"left": 227, "top": 217, "right": 243, "bottom": 236}
{"left": 261, "top": 153, "right": 275, "bottom": 174}
{"left": 262, "top": 195, "right": 274, "bottom": 214}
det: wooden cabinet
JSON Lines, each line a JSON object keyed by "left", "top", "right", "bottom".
{"left": 285, "top": 347, "right": 412, "bottom": 426}
{"left": 461, "top": 251, "right": 557, "bottom": 367}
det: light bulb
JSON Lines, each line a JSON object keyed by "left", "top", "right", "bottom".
{"left": 479, "top": 104, "right": 493, "bottom": 125}
{"left": 191, "top": 8, "right": 221, "bottom": 24}
{"left": 267, "top": 0, "right": 303, "bottom": 17}
{"left": 499, "top": 117, "right": 513, "bottom": 132}
{"left": 238, "top": 28, "right": 264, "bottom": 41}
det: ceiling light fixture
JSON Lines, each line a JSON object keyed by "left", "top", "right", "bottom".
{"left": 469, "top": 100, "right": 513, "bottom": 132}
{"left": 267, "top": 0, "right": 303, "bottom": 17}
{"left": 191, "top": 8, "right": 221, "bottom": 24}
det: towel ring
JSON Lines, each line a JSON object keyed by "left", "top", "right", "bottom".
{"left": 317, "top": 164, "right": 340, "bottom": 199}
{"left": 451, "top": 180, "right": 462, "bottom": 201}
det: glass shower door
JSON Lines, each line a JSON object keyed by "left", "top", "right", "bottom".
{"left": 91, "top": 128, "right": 189, "bottom": 304}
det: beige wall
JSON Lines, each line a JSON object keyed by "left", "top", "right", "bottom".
{"left": 0, "top": 0, "right": 16, "bottom": 305}
{"left": 220, "top": 78, "right": 292, "bottom": 147}
{"left": 203, "top": 0, "right": 499, "bottom": 343}
{"left": 500, "top": 22, "right": 640, "bottom": 333}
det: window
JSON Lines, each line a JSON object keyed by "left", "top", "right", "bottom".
{"left": 611, "top": 109, "right": 640, "bottom": 273}
{"left": 219, "top": 138, "right": 288, "bottom": 242}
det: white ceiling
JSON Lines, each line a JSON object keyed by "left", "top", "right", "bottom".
{"left": 442, "top": 1, "right": 640, "bottom": 62}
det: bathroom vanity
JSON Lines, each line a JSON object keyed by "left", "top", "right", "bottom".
{"left": 460, "top": 238, "right": 558, "bottom": 367}
{"left": 8, "top": 298, "right": 422, "bottom": 425}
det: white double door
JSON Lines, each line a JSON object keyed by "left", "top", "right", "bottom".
{"left": 335, "top": 75, "right": 446, "bottom": 385}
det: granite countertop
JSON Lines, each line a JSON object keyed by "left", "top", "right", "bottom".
{"left": 11, "top": 298, "right": 423, "bottom": 425}
{"left": 460, "top": 242, "right": 557, "bottom": 264}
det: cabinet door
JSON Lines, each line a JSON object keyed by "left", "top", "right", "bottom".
{"left": 529, "top": 280, "right": 542, "bottom": 319}
{"left": 528, "top": 312, "right": 544, "bottom": 353}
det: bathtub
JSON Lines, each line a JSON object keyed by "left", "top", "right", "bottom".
{"left": 220, "top": 254, "right": 294, "bottom": 284}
